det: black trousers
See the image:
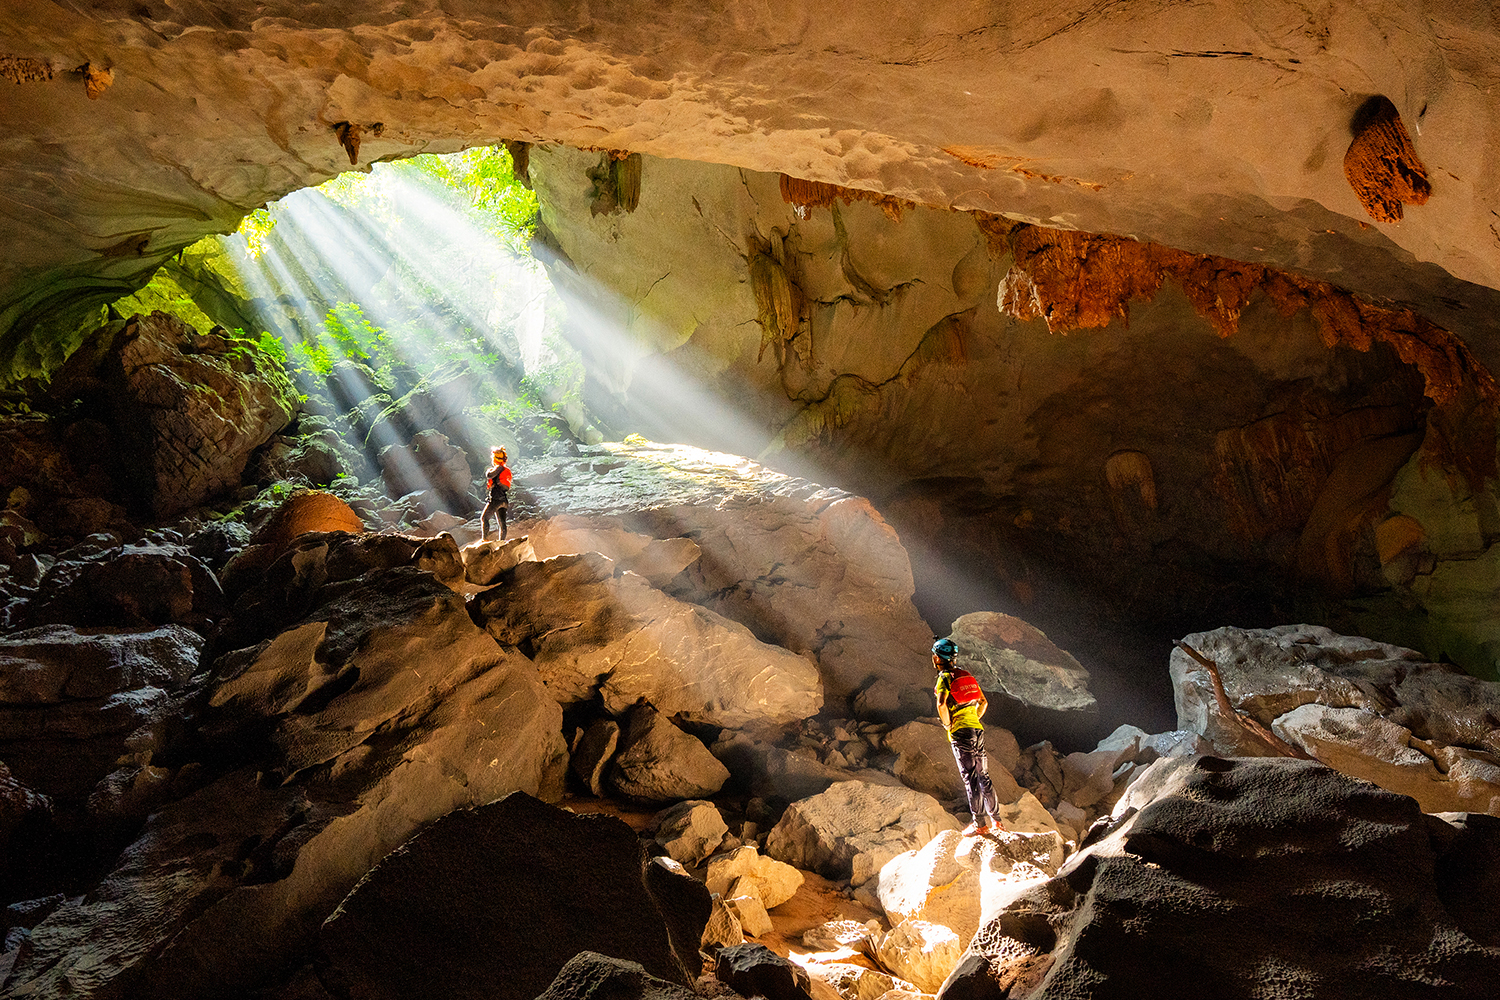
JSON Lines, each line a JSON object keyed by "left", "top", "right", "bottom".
{"left": 950, "top": 727, "right": 998, "bottom": 822}
{"left": 482, "top": 498, "right": 508, "bottom": 539}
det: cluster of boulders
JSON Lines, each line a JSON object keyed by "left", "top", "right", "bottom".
{"left": 3, "top": 334, "right": 1500, "bottom": 1000}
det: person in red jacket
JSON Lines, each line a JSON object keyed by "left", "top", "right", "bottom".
{"left": 482, "top": 446, "right": 513, "bottom": 541}
{"left": 933, "top": 637, "right": 1003, "bottom": 836}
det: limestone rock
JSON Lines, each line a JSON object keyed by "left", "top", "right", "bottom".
{"left": 875, "top": 919, "right": 963, "bottom": 994}
{"left": 461, "top": 534, "right": 538, "bottom": 586}
{"left": 701, "top": 897, "right": 745, "bottom": 951}
{"left": 0, "top": 563, "right": 572, "bottom": 1000}
{"left": 949, "top": 612, "right": 1096, "bottom": 715}
{"left": 712, "top": 733, "right": 904, "bottom": 803}
{"left": 517, "top": 443, "right": 934, "bottom": 712}
{"left": 0, "top": 623, "right": 200, "bottom": 703}
{"left": 525, "top": 514, "right": 702, "bottom": 586}
{"left": 704, "top": 846, "right": 804, "bottom": 909}
{"left": 536, "top": 952, "right": 700, "bottom": 1000}
{"left": 1173, "top": 624, "right": 1500, "bottom": 814}
{"left": 571, "top": 719, "right": 621, "bottom": 796}
{"left": 724, "top": 889, "right": 773, "bottom": 938}
{"left": 1274, "top": 704, "right": 1500, "bottom": 815}
{"left": 715, "top": 943, "right": 814, "bottom": 1000}
{"left": 765, "top": 780, "right": 961, "bottom": 886}
{"left": 881, "top": 720, "right": 1023, "bottom": 807}
{"left": 801, "top": 919, "right": 876, "bottom": 955}
{"left": 377, "top": 428, "right": 473, "bottom": 513}
{"left": 22, "top": 539, "right": 224, "bottom": 630}
{"left": 653, "top": 800, "right": 729, "bottom": 865}
{"left": 949, "top": 756, "right": 1500, "bottom": 997}
{"left": 877, "top": 828, "right": 1063, "bottom": 952}
{"left": 319, "top": 794, "right": 711, "bottom": 1000}
{"left": 477, "top": 553, "right": 823, "bottom": 726}
{"left": 609, "top": 705, "right": 729, "bottom": 803}
{"left": 106, "top": 313, "right": 294, "bottom": 517}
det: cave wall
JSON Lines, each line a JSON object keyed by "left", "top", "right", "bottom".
{"left": 529, "top": 146, "right": 1498, "bottom": 678}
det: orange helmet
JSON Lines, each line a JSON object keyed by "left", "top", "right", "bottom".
{"left": 492, "top": 447, "right": 507, "bottom": 462}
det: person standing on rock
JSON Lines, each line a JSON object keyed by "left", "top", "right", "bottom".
{"left": 481, "top": 447, "right": 512, "bottom": 541}
{"left": 932, "top": 637, "right": 1002, "bottom": 836}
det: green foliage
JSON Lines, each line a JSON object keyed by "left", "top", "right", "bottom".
{"left": 113, "top": 269, "right": 217, "bottom": 331}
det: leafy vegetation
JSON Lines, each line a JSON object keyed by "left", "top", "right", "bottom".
{"left": 104, "top": 144, "right": 591, "bottom": 466}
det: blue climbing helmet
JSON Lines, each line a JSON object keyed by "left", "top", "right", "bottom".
{"left": 932, "top": 637, "right": 958, "bottom": 663}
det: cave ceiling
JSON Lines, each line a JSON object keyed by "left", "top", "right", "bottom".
{"left": 1, "top": 1, "right": 1499, "bottom": 377}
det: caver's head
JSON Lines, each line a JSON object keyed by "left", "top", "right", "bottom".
{"left": 931, "top": 637, "right": 957, "bottom": 669}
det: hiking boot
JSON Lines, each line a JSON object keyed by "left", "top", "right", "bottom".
{"left": 961, "top": 821, "right": 984, "bottom": 836}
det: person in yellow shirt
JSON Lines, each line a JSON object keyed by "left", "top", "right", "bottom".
{"left": 932, "top": 637, "right": 1002, "bottom": 836}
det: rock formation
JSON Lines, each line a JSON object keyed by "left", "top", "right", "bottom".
{"left": 947, "top": 755, "right": 1500, "bottom": 997}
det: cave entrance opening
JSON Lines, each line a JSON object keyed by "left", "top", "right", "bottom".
{"left": 113, "top": 145, "right": 594, "bottom": 489}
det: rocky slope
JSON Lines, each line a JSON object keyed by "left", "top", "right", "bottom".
{"left": 3, "top": 317, "right": 1500, "bottom": 995}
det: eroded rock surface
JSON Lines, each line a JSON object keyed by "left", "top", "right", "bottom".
{"left": 949, "top": 756, "right": 1500, "bottom": 998}
{"left": 1173, "top": 624, "right": 1500, "bottom": 815}
{"left": 514, "top": 441, "right": 933, "bottom": 714}
{"left": 319, "top": 793, "right": 710, "bottom": 1000}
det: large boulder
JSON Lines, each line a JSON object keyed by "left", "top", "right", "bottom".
{"left": 525, "top": 514, "right": 703, "bottom": 587}
{"left": 476, "top": 552, "right": 823, "bottom": 727}
{"left": 766, "top": 780, "right": 961, "bottom": 886}
{"left": 948, "top": 612, "right": 1097, "bottom": 720}
{"left": 609, "top": 705, "right": 730, "bottom": 803}
{"left": 536, "top": 953, "right": 700, "bottom": 1000}
{"left": 3, "top": 564, "right": 569, "bottom": 1000}
{"left": 105, "top": 312, "right": 296, "bottom": 517}
{"left": 876, "top": 829, "right": 1063, "bottom": 952}
{"left": 1173, "top": 624, "right": 1500, "bottom": 814}
{"left": 319, "top": 793, "right": 712, "bottom": 1000}
{"left": 516, "top": 442, "right": 935, "bottom": 714}
{"left": 0, "top": 623, "right": 202, "bottom": 802}
{"left": 377, "top": 428, "right": 473, "bottom": 513}
{"left": 21, "top": 538, "right": 225, "bottom": 631}
{"left": 946, "top": 756, "right": 1500, "bottom": 998}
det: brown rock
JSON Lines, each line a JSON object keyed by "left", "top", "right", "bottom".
{"left": 318, "top": 793, "right": 710, "bottom": 1000}
{"left": 1343, "top": 95, "right": 1431, "bottom": 224}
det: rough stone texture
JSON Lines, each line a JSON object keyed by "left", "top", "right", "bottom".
{"left": 1274, "top": 703, "right": 1500, "bottom": 815}
{"left": 216, "top": 490, "right": 366, "bottom": 596}
{"left": 21, "top": 538, "right": 225, "bottom": 631}
{"left": 0, "top": 623, "right": 201, "bottom": 704}
{"left": 4, "top": 3, "right": 1499, "bottom": 370}
{"left": 571, "top": 718, "right": 621, "bottom": 797}
{"left": 526, "top": 514, "right": 702, "bottom": 587}
{"left": 515, "top": 442, "right": 933, "bottom": 713}
{"left": 948, "top": 613, "right": 1096, "bottom": 716}
{"left": 716, "top": 944, "right": 814, "bottom": 1000}
{"left": 877, "top": 829, "right": 1064, "bottom": 957}
{"left": 875, "top": 919, "right": 962, "bottom": 995}
{"left": 107, "top": 313, "right": 295, "bottom": 517}
{"left": 460, "top": 534, "right": 538, "bottom": 586}
{"left": 3, "top": 564, "right": 569, "bottom": 1000}
{"left": 609, "top": 705, "right": 730, "bottom": 803}
{"left": 704, "top": 846, "right": 804, "bottom": 910}
{"left": 711, "top": 732, "right": 905, "bottom": 804}
{"left": 765, "top": 780, "right": 960, "bottom": 886}
{"left": 882, "top": 720, "right": 1023, "bottom": 808}
{"left": 535, "top": 953, "right": 700, "bottom": 1000}
{"left": 476, "top": 551, "right": 823, "bottom": 726}
{"left": 319, "top": 794, "right": 711, "bottom": 1000}
{"left": 949, "top": 755, "right": 1500, "bottom": 999}
{"left": 1173, "top": 624, "right": 1500, "bottom": 814}
{"left": 377, "top": 428, "right": 473, "bottom": 513}
{"left": 653, "top": 800, "right": 729, "bottom": 866}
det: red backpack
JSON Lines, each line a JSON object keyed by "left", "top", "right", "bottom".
{"left": 487, "top": 465, "right": 513, "bottom": 490}
{"left": 947, "top": 668, "right": 984, "bottom": 706}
